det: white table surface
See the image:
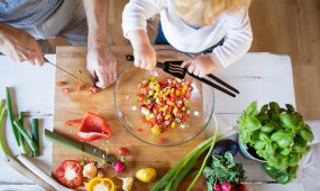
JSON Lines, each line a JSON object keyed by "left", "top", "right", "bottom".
{"left": 0, "top": 52, "right": 316, "bottom": 191}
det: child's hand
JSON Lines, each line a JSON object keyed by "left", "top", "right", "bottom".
{"left": 133, "top": 43, "right": 157, "bottom": 70}
{"left": 127, "top": 29, "right": 157, "bottom": 70}
{"left": 181, "top": 54, "right": 222, "bottom": 77}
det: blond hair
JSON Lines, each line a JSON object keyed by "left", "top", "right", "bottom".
{"left": 173, "top": 0, "right": 251, "bottom": 26}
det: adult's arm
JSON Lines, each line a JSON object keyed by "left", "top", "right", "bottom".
{"left": 83, "top": 0, "right": 117, "bottom": 89}
{"left": 0, "top": 23, "right": 44, "bottom": 66}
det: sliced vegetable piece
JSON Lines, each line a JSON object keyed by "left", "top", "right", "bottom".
{"left": 62, "top": 88, "right": 70, "bottom": 94}
{"left": 55, "top": 160, "right": 83, "bottom": 188}
{"left": 56, "top": 81, "right": 66, "bottom": 86}
{"left": 87, "top": 177, "right": 114, "bottom": 191}
{"left": 0, "top": 100, "right": 9, "bottom": 155}
{"left": 6, "top": 87, "right": 20, "bottom": 145}
{"left": 13, "top": 119, "right": 38, "bottom": 152}
{"left": 74, "top": 112, "right": 112, "bottom": 142}
{"left": 31, "top": 118, "right": 40, "bottom": 157}
{"left": 18, "top": 111, "right": 28, "bottom": 154}
{"left": 136, "top": 168, "right": 157, "bottom": 183}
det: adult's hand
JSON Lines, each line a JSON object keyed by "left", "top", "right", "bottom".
{"left": 83, "top": 0, "right": 117, "bottom": 89}
{"left": 86, "top": 44, "right": 117, "bottom": 89}
{"left": 0, "top": 23, "right": 44, "bottom": 66}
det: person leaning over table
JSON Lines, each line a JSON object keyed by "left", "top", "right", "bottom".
{"left": 122, "top": 0, "right": 253, "bottom": 78}
{"left": 0, "top": 0, "right": 117, "bottom": 89}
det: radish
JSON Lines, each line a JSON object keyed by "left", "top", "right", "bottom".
{"left": 214, "top": 183, "right": 222, "bottom": 191}
{"left": 114, "top": 160, "right": 126, "bottom": 174}
{"left": 221, "top": 182, "right": 232, "bottom": 191}
{"left": 236, "top": 184, "right": 249, "bottom": 191}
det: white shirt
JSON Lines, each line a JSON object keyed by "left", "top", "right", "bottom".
{"left": 122, "top": 0, "right": 253, "bottom": 67}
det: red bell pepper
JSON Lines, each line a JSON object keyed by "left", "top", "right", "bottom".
{"left": 73, "top": 112, "right": 112, "bottom": 142}
{"left": 55, "top": 160, "right": 83, "bottom": 188}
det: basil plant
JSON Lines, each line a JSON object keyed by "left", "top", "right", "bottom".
{"left": 237, "top": 101, "right": 314, "bottom": 174}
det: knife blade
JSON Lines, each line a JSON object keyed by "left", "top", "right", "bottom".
{"left": 44, "top": 57, "right": 92, "bottom": 86}
{"left": 44, "top": 129, "right": 117, "bottom": 163}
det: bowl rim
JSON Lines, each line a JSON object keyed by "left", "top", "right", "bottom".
{"left": 114, "top": 61, "right": 216, "bottom": 147}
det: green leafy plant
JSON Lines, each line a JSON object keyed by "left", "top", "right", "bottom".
{"left": 237, "top": 101, "right": 314, "bottom": 183}
{"left": 203, "top": 151, "right": 245, "bottom": 190}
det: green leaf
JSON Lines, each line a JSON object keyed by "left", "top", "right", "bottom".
{"left": 288, "top": 153, "right": 301, "bottom": 167}
{"left": 271, "top": 130, "right": 293, "bottom": 148}
{"left": 243, "top": 116, "right": 262, "bottom": 132}
{"left": 254, "top": 140, "right": 266, "bottom": 150}
{"left": 285, "top": 104, "right": 295, "bottom": 113}
{"left": 260, "top": 123, "right": 274, "bottom": 133}
{"left": 279, "top": 113, "right": 298, "bottom": 129}
{"left": 269, "top": 102, "right": 280, "bottom": 115}
{"left": 259, "top": 132, "right": 270, "bottom": 142}
{"left": 300, "top": 124, "right": 314, "bottom": 142}
{"left": 280, "top": 147, "right": 291, "bottom": 156}
{"left": 245, "top": 101, "right": 258, "bottom": 116}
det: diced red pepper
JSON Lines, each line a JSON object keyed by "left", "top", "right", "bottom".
{"left": 74, "top": 112, "right": 112, "bottom": 142}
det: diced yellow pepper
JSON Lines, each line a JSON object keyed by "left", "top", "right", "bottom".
{"left": 154, "top": 83, "right": 160, "bottom": 91}
{"left": 171, "top": 121, "right": 176, "bottom": 128}
{"left": 164, "top": 114, "right": 172, "bottom": 120}
{"left": 151, "top": 125, "right": 161, "bottom": 135}
{"left": 182, "top": 85, "right": 187, "bottom": 95}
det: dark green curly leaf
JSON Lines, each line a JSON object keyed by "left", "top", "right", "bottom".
{"left": 269, "top": 102, "right": 280, "bottom": 114}
{"left": 285, "top": 104, "right": 295, "bottom": 114}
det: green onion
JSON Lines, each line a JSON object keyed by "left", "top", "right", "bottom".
{"left": 18, "top": 111, "right": 28, "bottom": 154}
{"left": 31, "top": 118, "right": 40, "bottom": 157}
{"left": 6, "top": 87, "right": 20, "bottom": 146}
{"left": 13, "top": 119, "right": 38, "bottom": 152}
{"left": 0, "top": 99, "right": 10, "bottom": 155}
{"left": 150, "top": 115, "right": 236, "bottom": 191}
{"left": 187, "top": 115, "right": 219, "bottom": 190}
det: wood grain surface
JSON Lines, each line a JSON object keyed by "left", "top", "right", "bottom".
{"left": 52, "top": 46, "right": 209, "bottom": 190}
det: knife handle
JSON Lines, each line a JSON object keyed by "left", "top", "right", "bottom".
{"left": 17, "top": 154, "right": 74, "bottom": 191}
{"left": 4, "top": 155, "right": 55, "bottom": 191}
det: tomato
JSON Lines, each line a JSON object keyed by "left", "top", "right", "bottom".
{"left": 118, "top": 147, "right": 131, "bottom": 156}
{"left": 55, "top": 160, "right": 83, "bottom": 188}
{"left": 62, "top": 88, "right": 70, "bottom": 94}
{"left": 56, "top": 81, "right": 66, "bottom": 86}
{"left": 65, "top": 118, "right": 83, "bottom": 126}
{"left": 76, "top": 84, "right": 83, "bottom": 91}
{"left": 87, "top": 177, "right": 115, "bottom": 191}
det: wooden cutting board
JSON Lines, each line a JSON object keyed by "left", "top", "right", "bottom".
{"left": 52, "top": 46, "right": 209, "bottom": 190}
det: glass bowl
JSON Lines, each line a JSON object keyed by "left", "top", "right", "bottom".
{"left": 114, "top": 54, "right": 215, "bottom": 147}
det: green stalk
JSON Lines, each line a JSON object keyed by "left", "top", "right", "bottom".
{"left": 151, "top": 115, "right": 237, "bottom": 191}
{"left": 13, "top": 119, "right": 38, "bottom": 152}
{"left": 31, "top": 118, "right": 40, "bottom": 157}
{"left": 187, "top": 114, "right": 219, "bottom": 190}
{"left": 18, "top": 111, "right": 28, "bottom": 154}
{"left": 171, "top": 145, "right": 209, "bottom": 190}
{"left": 150, "top": 136, "right": 216, "bottom": 191}
{"left": 0, "top": 100, "right": 10, "bottom": 155}
{"left": 6, "top": 87, "right": 20, "bottom": 146}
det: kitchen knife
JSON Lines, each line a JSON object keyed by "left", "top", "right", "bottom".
{"left": 44, "top": 129, "right": 117, "bottom": 163}
{"left": 44, "top": 57, "right": 92, "bottom": 86}
{"left": 4, "top": 155, "right": 55, "bottom": 191}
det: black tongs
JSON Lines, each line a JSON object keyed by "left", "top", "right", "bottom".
{"left": 125, "top": 55, "right": 239, "bottom": 97}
